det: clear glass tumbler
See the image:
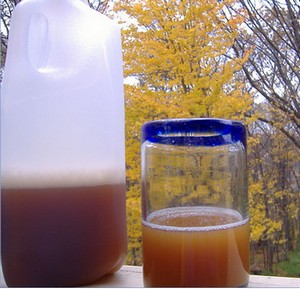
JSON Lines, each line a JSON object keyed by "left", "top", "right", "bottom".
{"left": 141, "top": 118, "right": 249, "bottom": 287}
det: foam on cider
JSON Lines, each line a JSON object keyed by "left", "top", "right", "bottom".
{"left": 144, "top": 206, "right": 248, "bottom": 232}
{"left": 1, "top": 167, "right": 125, "bottom": 189}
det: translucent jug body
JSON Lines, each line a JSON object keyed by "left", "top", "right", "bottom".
{"left": 1, "top": 0, "right": 127, "bottom": 286}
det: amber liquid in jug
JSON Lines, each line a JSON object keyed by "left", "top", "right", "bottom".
{"left": 2, "top": 178, "right": 127, "bottom": 286}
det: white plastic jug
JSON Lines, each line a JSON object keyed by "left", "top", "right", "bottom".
{"left": 1, "top": 0, "right": 127, "bottom": 286}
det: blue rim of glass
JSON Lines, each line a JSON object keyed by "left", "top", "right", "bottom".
{"left": 141, "top": 118, "right": 246, "bottom": 148}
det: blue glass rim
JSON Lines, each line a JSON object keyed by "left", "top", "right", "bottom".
{"left": 141, "top": 118, "right": 246, "bottom": 148}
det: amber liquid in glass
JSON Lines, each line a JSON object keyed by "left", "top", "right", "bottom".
{"left": 1, "top": 184, "right": 127, "bottom": 287}
{"left": 142, "top": 206, "right": 249, "bottom": 287}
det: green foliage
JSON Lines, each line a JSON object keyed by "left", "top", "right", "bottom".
{"left": 277, "top": 240, "right": 300, "bottom": 277}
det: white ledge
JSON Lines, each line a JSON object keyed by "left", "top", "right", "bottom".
{"left": 1, "top": 265, "right": 299, "bottom": 287}
{"left": 87, "top": 265, "right": 300, "bottom": 288}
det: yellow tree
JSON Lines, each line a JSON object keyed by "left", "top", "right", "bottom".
{"left": 117, "top": 0, "right": 251, "bottom": 118}
{"left": 115, "top": 0, "right": 253, "bottom": 264}
{"left": 230, "top": 0, "right": 300, "bottom": 273}
{"left": 248, "top": 115, "right": 300, "bottom": 272}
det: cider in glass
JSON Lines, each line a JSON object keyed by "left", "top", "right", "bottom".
{"left": 141, "top": 119, "right": 249, "bottom": 287}
{"left": 143, "top": 206, "right": 249, "bottom": 287}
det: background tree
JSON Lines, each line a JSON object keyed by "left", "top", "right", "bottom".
{"left": 231, "top": 0, "right": 300, "bottom": 149}
{"left": 115, "top": 0, "right": 252, "bottom": 264}
{"left": 248, "top": 117, "right": 300, "bottom": 273}
{"left": 117, "top": 0, "right": 251, "bottom": 119}
{"left": 230, "top": 0, "right": 300, "bottom": 274}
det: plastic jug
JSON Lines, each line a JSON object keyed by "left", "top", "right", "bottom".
{"left": 1, "top": 0, "right": 127, "bottom": 286}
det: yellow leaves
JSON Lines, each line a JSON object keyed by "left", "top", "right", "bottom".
{"left": 114, "top": 0, "right": 259, "bottom": 264}
{"left": 126, "top": 192, "right": 142, "bottom": 264}
{"left": 288, "top": 202, "right": 299, "bottom": 219}
{"left": 251, "top": 223, "right": 266, "bottom": 242}
{"left": 267, "top": 220, "right": 283, "bottom": 234}
{"left": 113, "top": 0, "right": 300, "bottom": 267}
{"left": 274, "top": 190, "right": 285, "bottom": 200}
{"left": 117, "top": 0, "right": 250, "bottom": 109}
{"left": 247, "top": 122, "right": 300, "bottom": 253}
{"left": 249, "top": 200, "right": 283, "bottom": 242}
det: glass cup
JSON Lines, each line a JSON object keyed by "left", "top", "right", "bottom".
{"left": 141, "top": 118, "right": 249, "bottom": 287}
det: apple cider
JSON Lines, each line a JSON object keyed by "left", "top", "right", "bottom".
{"left": 142, "top": 206, "right": 249, "bottom": 287}
{"left": 1, "top": 181, "right": 127, "bottom": 287}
